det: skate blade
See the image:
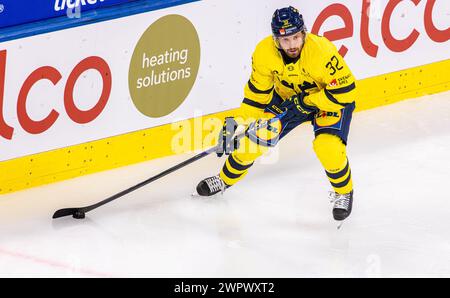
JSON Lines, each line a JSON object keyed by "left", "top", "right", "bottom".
{"left": 190, "top": 192, "right": 224, "bottom": 199}
{"left": 336, "top": 221, "right": 344, "bottom": 230}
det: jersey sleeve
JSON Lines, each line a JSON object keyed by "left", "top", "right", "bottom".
{"left": 304, "top": 39, "right": 357, "bottom": 112}
{"left": 237, "top": 46, "right": 274, "bottom": 121}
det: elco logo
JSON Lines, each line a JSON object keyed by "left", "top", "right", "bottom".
{"left": 311, "top": 0, "right": 449, "bottom": 58}
{"left": 54, "top": 0, "right": 105, "bottom": 11}
{"left": 0, "top": 51, "right": 112, "bottom": 140}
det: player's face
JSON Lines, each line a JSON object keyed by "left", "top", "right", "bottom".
{"left": 276, "top": 31, "right": 305, "bottom": 58}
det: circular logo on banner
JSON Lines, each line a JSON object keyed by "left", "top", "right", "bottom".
{"left": 129, "top": 15, "right": 200, "bottom": 118}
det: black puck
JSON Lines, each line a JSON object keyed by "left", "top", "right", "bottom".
{"left": 73, "top": 211, "right": 86, "bottom": 219}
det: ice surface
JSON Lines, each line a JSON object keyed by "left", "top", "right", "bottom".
{"left": 1, "top": 91, "right": 450, "bottom": 277}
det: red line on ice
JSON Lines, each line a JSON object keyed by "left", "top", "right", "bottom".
{"left": 0, "top": 247, "right": 114, "bottom": 277}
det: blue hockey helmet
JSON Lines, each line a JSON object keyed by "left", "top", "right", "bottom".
{"left": 271, "top": 6, "right": 306, "bottom": 38}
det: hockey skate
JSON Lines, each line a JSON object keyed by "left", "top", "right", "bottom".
{"left": 329, "top": 190, "right": 353, "bottom": 222}
{"left": 194, "top": 175, "right": 228, "bottom": 197}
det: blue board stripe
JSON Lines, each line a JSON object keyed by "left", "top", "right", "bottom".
{"left": 0, "top": 0, "right": 138, "bottom": 29}
{"left": 0, "top": 0, "right": 201, "bottom": 44}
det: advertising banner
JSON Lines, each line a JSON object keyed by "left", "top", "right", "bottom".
{"left": 0, "top": 0, "right": 448, "bottom": 161}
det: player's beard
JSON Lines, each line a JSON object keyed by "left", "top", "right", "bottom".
{"left": 285, "top": 47, "right": 300, "bottom": 58}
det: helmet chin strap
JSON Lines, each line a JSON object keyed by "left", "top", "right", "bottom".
{"left": 273, "top": 36, "right": 282, "bottom": 50}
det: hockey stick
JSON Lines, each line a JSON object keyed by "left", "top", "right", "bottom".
{"left": 52, "top": 111, "right": 288, "bottom": 220}
{"left": 52, "top": 145, "right": 220, "bottom": 219}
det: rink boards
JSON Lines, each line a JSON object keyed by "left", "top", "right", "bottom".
{"left": 0, "top": 0, "right": 449, "bottom": 194}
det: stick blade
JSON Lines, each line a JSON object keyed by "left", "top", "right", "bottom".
{"left": 52, "top": 208, "right": 79, "bottom": 219}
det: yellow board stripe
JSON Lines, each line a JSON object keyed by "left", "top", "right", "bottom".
{"left": 356, "top": 59, "right": 450, "bottom": 111}
{"left": 0, "top": 110, "right": 233, "bottom": 194}
{"left": 1, "top": 59, "right": 449, "bottom": 195}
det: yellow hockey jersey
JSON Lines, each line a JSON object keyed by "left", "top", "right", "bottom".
{"left": 239, "top": 33, "right": 357, "bottom": 120}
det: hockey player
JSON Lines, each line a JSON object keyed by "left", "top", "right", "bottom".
{"left": 195, "top": 6, "right": 357, "bottom": 221}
